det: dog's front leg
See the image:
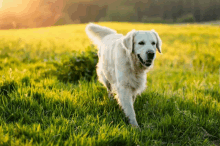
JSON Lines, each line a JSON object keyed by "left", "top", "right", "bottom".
{"left": 117, "top": 86, "right": 139, "bottom": 127}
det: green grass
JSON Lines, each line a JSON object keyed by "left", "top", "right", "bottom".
{"left": 0, "top": 23, "right": 220, "bottom": 145}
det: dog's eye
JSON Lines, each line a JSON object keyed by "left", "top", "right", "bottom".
{"left": 138, "top": 41, "right": 145, "bottom": 45}
{"left": 151, "top": 42, "right": 156, "bottom": 45}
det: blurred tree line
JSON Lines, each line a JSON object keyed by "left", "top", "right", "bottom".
{"left": 0, "top": 0, "right": 219, "bottom": 30}
{"left": 132, "top": 0, "right": 220, "bottom": 22}
{"left": 60, "top": 0, "right": 220, "bottom": 24}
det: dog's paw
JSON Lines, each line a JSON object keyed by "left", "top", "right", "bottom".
{"left": 130, "top": 122, "right": 141, "bottom": 132}
{"left": 130, "top": 119, "right": 139, "bottom": 127}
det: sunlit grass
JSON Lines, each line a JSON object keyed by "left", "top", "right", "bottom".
{"left": 0, "top": 22, "right": 219, "bottom": 145}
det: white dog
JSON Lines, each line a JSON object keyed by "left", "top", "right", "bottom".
{"left": 85, "top": 23, "right": 162, "bottom": 127}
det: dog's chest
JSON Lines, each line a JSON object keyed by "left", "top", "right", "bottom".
{"left": 129, "top": 70, "right": 147, "bottom": 93}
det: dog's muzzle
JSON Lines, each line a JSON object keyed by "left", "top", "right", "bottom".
{"left": 137, "top": 51, "right": 155, "bottom": 67}
{"left": 137, "top": 54, "right": 152, "bottom": 67}
{"left": 147, "top": 50, "right": 155, "bottom": 60}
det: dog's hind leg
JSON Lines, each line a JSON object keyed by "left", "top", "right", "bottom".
{"left": 97, "top": 71, "right": 114, "bottom": 98}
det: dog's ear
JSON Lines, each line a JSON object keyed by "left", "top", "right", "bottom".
{"left": 122, "top": 29, "right": 136, "bottom": 54}
{"left": 151, "top": 29, "right": 162, "bottom": 53}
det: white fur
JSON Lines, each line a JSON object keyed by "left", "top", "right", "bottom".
{"left": 85, "top": 23, "right": 162, "bottom": 127}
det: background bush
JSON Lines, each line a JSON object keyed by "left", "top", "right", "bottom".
{"left": 177, "top": 14, "right": 195, "bottom": 23}
{"left": 56, "top": 45, "right": 98, "bottom": 83}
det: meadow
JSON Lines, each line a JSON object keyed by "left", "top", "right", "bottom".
{"left": 0, "top": 22, "right": 219, "bottom": 145}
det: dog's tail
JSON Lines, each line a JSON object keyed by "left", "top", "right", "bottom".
{"left": 85, "top": 23, "right": 117, "bottom": 46}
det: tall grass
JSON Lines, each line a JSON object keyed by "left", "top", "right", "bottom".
{"left": 0, "top": 22, "right": 219, "bottom": 145}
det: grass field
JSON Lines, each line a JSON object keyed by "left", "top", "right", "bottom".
{"left": 0, "top": 22, "right": 220, "bottom": 145}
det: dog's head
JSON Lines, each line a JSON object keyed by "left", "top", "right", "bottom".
{"left": 122, "top": 29, "right": 162, "bottom": 67}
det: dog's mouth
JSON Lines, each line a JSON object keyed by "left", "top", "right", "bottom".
{"left": 137, "top": 54, "right": 152, "bottom": 67}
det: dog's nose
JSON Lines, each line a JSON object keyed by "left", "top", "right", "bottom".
{"left": 146, "top": 50, "right": 155, "bottom": 60}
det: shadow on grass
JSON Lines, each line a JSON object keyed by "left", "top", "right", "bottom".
{"left": 0, "top": 80, "right": 18, "bottom": 96}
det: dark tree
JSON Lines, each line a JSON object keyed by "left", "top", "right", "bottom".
{"left": 94, "top": 5, "right": 108, "bottom": 22}
{"left": 134, "top": 1, "right": 145, "bottom": 22}
{"left": 171, "top": 0, "right": 184, "bottom": 22}
{"left": 67, "top": 2, "right": 108, "bottom": 23}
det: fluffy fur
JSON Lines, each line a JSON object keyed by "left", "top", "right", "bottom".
{"left": 85, "top": 23, "right": 162, "bottom": 127}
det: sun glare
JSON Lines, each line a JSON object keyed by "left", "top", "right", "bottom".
{"left": 0, "top": 0, "right": 29, "bottom": 11}
{"left": 0, "top": 0, "right": 3, "bottom": 9}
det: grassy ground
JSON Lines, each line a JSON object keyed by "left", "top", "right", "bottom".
{"left": 0, "top": 22, "right": 219, "bottom": 145}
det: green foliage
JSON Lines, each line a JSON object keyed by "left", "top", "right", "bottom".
{"left": 56, "top": 46, "right": 98, "bottom": 83}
